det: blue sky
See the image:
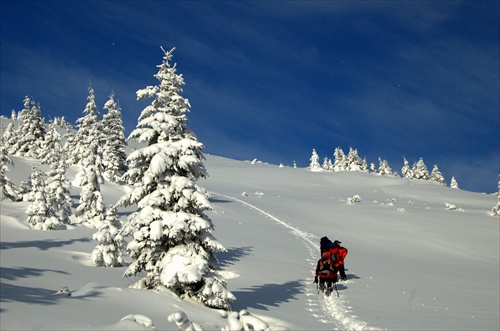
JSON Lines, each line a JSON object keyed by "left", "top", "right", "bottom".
{"left": 1, "top": 1, "right": 498, "bottom": 193}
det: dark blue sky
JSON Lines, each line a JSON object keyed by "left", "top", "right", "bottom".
{"left": 1, "top": 1, "right": 498, "bottom": 193}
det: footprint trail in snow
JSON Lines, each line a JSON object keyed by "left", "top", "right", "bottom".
{"left": 212, "top": 192, "right": 381, "bottom": 331}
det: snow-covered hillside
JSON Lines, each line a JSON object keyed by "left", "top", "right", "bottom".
{"left": 1, "top": 154, "right": 498, "bottom": 330}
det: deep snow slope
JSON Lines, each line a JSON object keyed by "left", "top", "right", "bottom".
{"left": 0, "top": 154, "right": 498, "bottom": 330}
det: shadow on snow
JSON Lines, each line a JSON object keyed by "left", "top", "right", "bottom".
{"left": 0, "top": 237, "right": 91, "bottom": 251}
{"left": 232, "top": 280, "right": 304, "bottom": 311}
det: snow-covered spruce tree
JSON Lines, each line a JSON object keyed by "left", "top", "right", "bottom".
{"left": 450, "top": 176, "right": 459, "bottom": 189}
{"left": 70, "top": 86, "right": 105, "bottom": 171}
{"left": 412, "top": 157, "right": 430, "bottom": 180}
{"left": 309, "top": 149, "right": 321, "bottom": 171}
{"left": 102, "top": 91, "right": 128, "bottom": 183}
{"left": 333, "top": 146, "right": 347, "bottom": 171}
{"left": 46, "top": 154, "right": 73, "bottom": 224}
{"left": 117, "top": 47, "right": 234, "bottom": 310}
{"left": 0, "top": 143, "right": 18, "bottom": 201}
{"left": 401, "top": 157, "right": 413, "bottom": 179}
{"left": 430, "top": 164, "right": 446, "bottom": 186}
{"left": 75, "top": 141, "right": 105, "bottom": 228}
{"left": 39, "top": 126, "right": 64, "bottom": 165}
{"left": 26, "top": 165, "right": 61, "bottom": 230}
{"left": 10, "top": 97, "right": 46, "bottom": 158}
{"left": 491, "top": 176, "right": 500, "bottom": 216}
{"left": 378, "top": 157, "right": 393, "bottom": 176}
{"left": 347, "top": 147, "right": 367, "bottom": 171}
{"left": 322, "top": 157, "right": 332, "bottom": 171}
{"left": 2, "top": 122, "right": 17, "bottom": 152}
{"left": 91, "top": 204, "right": 125, "bottom": 267}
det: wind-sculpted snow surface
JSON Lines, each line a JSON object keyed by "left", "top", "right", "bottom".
{"left": 213, "top": 192, "right": 379, "bottom": 330}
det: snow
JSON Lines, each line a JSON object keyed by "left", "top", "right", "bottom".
{"left": 1, "top": 154, "right": 499, "bottom": 330}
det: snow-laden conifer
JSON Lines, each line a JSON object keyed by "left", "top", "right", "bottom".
{"left": 401, "top": 157, "right": 413, "bottom": 179}
{"left": 46, "top": 155, "right": 73, "bottom": 224}
{"left": 70, "top": 86, "right": 105, "bottom": 170}
{"left": 491, "top": 177, "right": 500, "bottom": 216}
{"left": 0, "top": 143, "right": 18, "bottom": 201}
{"left": 378, "top": 157, "right": 393, "bottom": 176}
{"left": 102, "top": 92, "right": 128, "bottom": 183}
{"left": 309, "top": 149, "right": 321, "bottom": 171}
{"left": 413, "top": 157, "right": 430, "bottom": 180}
{"left": 2, "top": 122, "right": 17, "bottom": 152}
{"left": 117, "top": 47, "right": 234, "bottom": 310}
{"left": 333, "top": 147, "right": 347, "bottom": 171}
{"left": 322, "top": 157, "right": 332, "bottom": 171}
{"left": 450, "top": 176, "right": 459, "bottom": 189}
{"left": 430, "top": 164, "right": 446, "bottom": 186}
{"left": 39, "top": 126, "right": 64, "bottom": 165}
{"left": 26, "top": 165, "right": 61, "bottom": 230}
{"left": 347, "top": 147, "right": 367, "bottom": 171}
{"left": 75, "top": 141, "right": 105, "bottom": 228}
{"left": 91, "top": 204, "right": 125, "bottom": 267}
{"left": 10, "top": 97, "right": 46, "bottom": 158}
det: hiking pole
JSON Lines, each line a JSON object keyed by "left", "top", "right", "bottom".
{"left": 334, "top": 283, "right": 339, "bottom": 297}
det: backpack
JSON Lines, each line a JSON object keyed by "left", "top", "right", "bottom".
{"left": 318, "top": 257, "right": 335, "bottom": 276}
{"left": 320, "top": 236, "right": 333, "bottom": 252}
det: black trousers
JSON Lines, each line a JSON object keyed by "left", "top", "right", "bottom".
{"left": 338, "top": 264, "right": 347, "bottom": 280}
{"left": 319, "top": 276, "right": 337, "bottom": 290}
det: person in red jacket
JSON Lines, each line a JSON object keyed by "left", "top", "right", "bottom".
{"left": 332, "top": 240, "right": 348, "bottom": 281}
{"left": 314, "top": 252, "right": 338, "bottom": 293}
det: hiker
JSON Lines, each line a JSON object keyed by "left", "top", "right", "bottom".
{"left": 314, "top": 252, "right": 338, "bottom": 293}
{"left": 332, "top": 240, "right": 348, "bottom": 281}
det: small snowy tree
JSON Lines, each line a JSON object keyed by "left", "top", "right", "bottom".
{"left": 430, "top": 164, "right": 446, "bottom": 186}
{"left": 322, "top": 157, "right": 332, "bottom": 171}
{"left": 378, "top": 157, "right": 393, "bottom": 176}
{"left": 102, "top": 92, "right": 128, "bottom": 183}
{"left": 10, "top": 97, "right": 46, "bottom": 158}
{"left": 401, "top": 157, "right": 413, "bottom": 179}
{"left": 91, "top": 204, "right": 125, "bottom": 267}
{"left": 309, "top": 149, "right": 321, "bottom": 171}
{"left": 333, "top": 147, "right": 347, "bottom": 171}
{"left": 450, "top": 176, "right": 459, "bottom": 189}
{"left": 347, "top": 147, "right": 367, "bottom": 171}
{"left": 26, "top": 165, "right": 61, "bottom": 230}
{"left": 39, "top": 126, "right": 64, "bottom": 165}
{"left": 2, "top": 122, "right": 17, "bottom": 152}
{"left": 413, "top": 157, "right": 430, "bottom": 180}
{"left": 491, "top": 176, "right": 500, "bottom": 216}
{"left": 117, "top": 47, "right": 234, "bottom": 310}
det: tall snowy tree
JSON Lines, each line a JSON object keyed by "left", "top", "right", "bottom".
{"left": 102, "top": 92, "right": 128, "bottom": 183}
{"left": 70, "top": 86, "right": 105, "bottom": 172}
{"left": 91, "top": 204, "right": 125, "bottom": 267}
{"left": 117, "top": 47, "right": 234, "bottom": 310}
{"left": 430, "top": 164, "right": 446, "bottom": 186}
{"left": 491, "top": 176, "right": 500, "bottom": 216}
{"left": 46, "top": 155, "right": 73, "bottom": 224}
{"left": 26, "top": 165, "right": 61, "bottom": 230}
{"left": 75, "top": 141, "right": 105, "bottom": 228}
{"left": 309, "top": 149, "right": 321, "bottom": 171}
{"left": 0, "top": 143, "right": 18, "bottom": 201}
